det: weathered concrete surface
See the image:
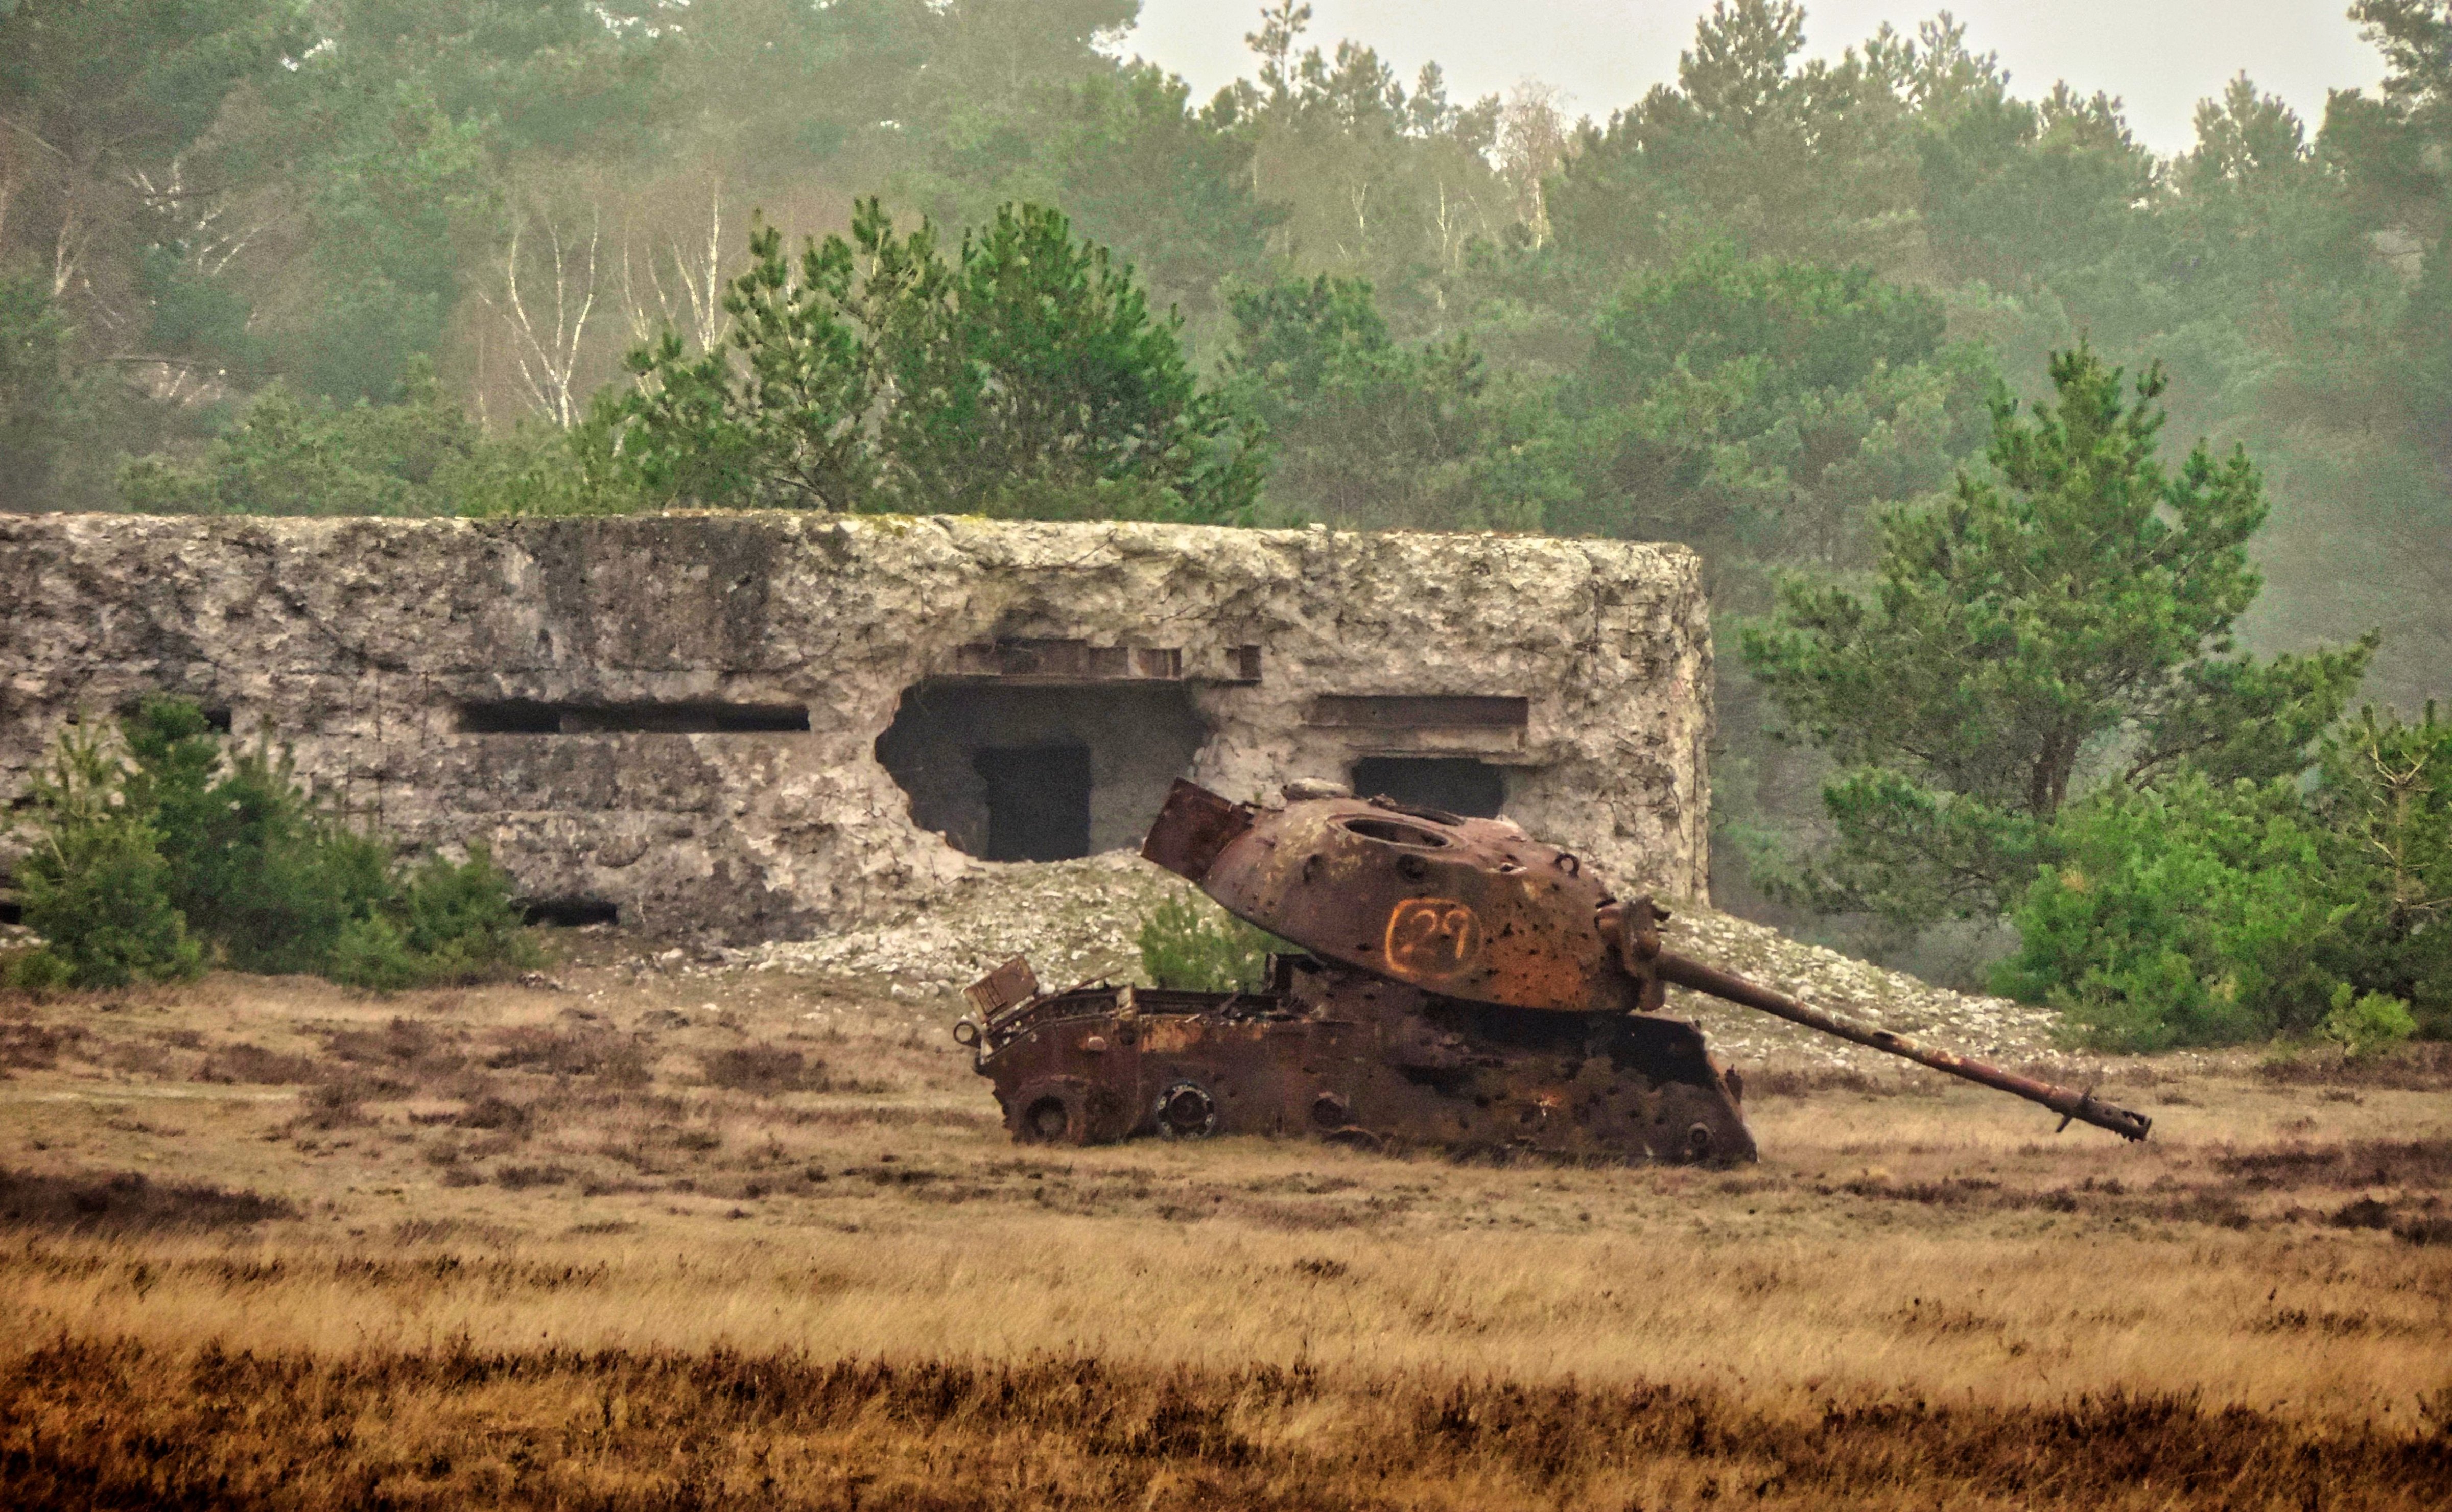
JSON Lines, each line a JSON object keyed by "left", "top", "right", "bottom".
{"left": 1, "top": 513, "right": 1713, "bottom": 939}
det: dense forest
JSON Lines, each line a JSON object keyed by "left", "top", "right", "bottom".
{"left": 4, "top": 1, "right": 2448, "bottom": 1033}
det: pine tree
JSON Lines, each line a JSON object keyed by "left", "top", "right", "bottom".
{"left": 1743, "top": 345, "right": 2375, "bottom": 923}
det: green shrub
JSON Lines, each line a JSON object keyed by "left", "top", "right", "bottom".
{"left": 125, "top": 699, "right": 395, "bottom": 974}
{"left": 450, "top": 397, "right": 643, "bottom": 517}
{"left": 370, "top": 843, "right": 538, "bottom": 987}
{"left": 2, "top": 947, "right": 74, "bottom": 994}
{"left": 1998, "top": 707, "right": 2452, "bottom": 1050}
{"left": 9, "top": 699, "right": 536, "bottom": 992}
{"left": 325, "top": 915, "right": 428, "bottom": 993}
{"left": 5, "top": 720, "right": 203, "bottom": 989}
{"left": 1138, "top": 895, "right": 1283, "bottom": 993}
{"left": 2318, "top": 985, "right": 2417, "bottom": 1059}
{"left": 1994, "top": 776, "right": 2342, "bottom": 1050}
{"left": 116, "top": 360, "right": 478, "bottom": 517}
{"left": 288, "top": 830, "right": 537, "bottom": 992}
{"left": 2309, "top": 705, "right": 2452, "bottom": 1038}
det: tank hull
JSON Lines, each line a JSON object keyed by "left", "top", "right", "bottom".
{"left": 969, "top": 958, "right": 1756, "bottom": 1164}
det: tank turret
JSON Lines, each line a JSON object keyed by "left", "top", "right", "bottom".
{"left": 955, "top": 779, "right": 2150, "bottom": 1160}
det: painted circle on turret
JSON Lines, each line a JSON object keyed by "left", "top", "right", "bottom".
{"left": 1384, "top": 897, "right": 1483, "bottom": 981}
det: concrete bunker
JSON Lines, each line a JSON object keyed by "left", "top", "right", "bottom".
{"left": 875, "top": 681, "right": 1209, "bottom": 861}
{"left": 0, "top": 514, "right": 1714, "bottom": 937}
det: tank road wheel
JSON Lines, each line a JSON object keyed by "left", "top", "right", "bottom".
{"left": 1154, "top": 1080, "right": 1218, "bottom": 1139}
{"left": 1007, "top": 1080, "right": 1126, "bottom": 1147}
{"left": 1643, "top": 1080, "right": 1758, "bottom": 1166}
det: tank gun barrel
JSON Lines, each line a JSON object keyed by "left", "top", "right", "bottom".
{"left": 1652, "top": 951, "right": 2152, "bottom": 1142}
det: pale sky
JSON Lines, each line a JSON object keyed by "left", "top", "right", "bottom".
{"left": 1119, "top": 2, "right": 2385, "bottom": 157}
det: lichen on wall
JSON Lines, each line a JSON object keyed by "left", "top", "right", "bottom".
{"left": 0, "top": 512, "right": 1714, "bottom": 940}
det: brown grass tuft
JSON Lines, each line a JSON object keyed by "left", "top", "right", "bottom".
{"left": 483, "top": 1024, "right": 649, "bottom": 1084}
{"left": 0, "top": 1169, "right": 293, "bottom": 1233}
{"left": 702, "top": 1042, "right": 828, "bottom": 1093}
{"left": 0, "top": 1339, "right": 2446, "bottom": 1510}
{"left": 195, "top": 1040, "right": 320, "bottom": 1084}
{"left": 2258, "top": 1043, "right": 2452, "bottom": 1091}
{"left": 0, "top": 1014, "right": 85, "bottom": 1072}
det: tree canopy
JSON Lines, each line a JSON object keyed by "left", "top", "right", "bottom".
{"left": 1743, "top": 346, "right": 2375, "bottom": 922}
{"left": 617, "top": 199, "right": 1257, "bottom": 520}
{"left": 3, "top": 0, "right": 2448, "bottom": 1013}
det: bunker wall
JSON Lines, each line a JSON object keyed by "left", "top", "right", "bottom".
{"left": 0, "top": 513, "right": 1713, "bottom": 940}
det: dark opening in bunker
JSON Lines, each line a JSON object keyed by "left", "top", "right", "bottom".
{"left": 975, "top": 745, "right": 1093, "bottom": 861}
{"left": 460, "top": 700, "right": 809, "bottom": 734}
{"left": 876, "top": 683, "right": 1207, "bottom": 861}
{"left": 1350, "top": 757, "right": 1510, "bottom": 818}
{"left": 522, "top": 896, "right": 621, "bottom": 927}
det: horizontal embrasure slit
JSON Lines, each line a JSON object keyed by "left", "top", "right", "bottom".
{"left": 459, "top": 701, "right": 810, "bottom": 735}
{"left": 1307, "top": 694, "right": 1527, "bottom": 729}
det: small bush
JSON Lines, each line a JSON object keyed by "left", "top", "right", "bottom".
{"left": 0, "top": 1017, "right": 84, "bottom": 1070}
{"left": 451, "top": 400, "right": 642, "bottom": 517}
{"left": 396, "top": 844, "right": 538, "bottom": 981}
{"left": 1998, "top": 706, "right": 2452, "bottom": 1050}
{"left": 296, "top": 1081, "right": 372, "bottom": 1130}
{"left": 321, "top": 1017, "right": 459, "bottom": 1076}
{"left": 1995, "top": 777, "right": 2340, "bottom": 1051}
{"left": 196, "top": 1042, "right": 320, "bottom": 1085}
{"left": 9, "top": 698, "right": 538, "bottom": 993}
{"left": 0, "top": 1168, "right": 294, "bottom": 1232}
{"left": 2320, "top": 987, "right": 2417, "bottom": 1059}
{"left": 1138, "top": 895, "right": 1284, "bottom": 993}
{"left": 454, "top": 1096, "right": 532, "bottom": 1131}
{"left": 323, "top": 914, "right": 423, "bottom": 991}
{"left": 6, "top": 720, "right": 203, "bottom": 989}
{"left": 2310, "top": 705, "right": 2452, "bottom": 1038}
{"left": 3, "top": 949, "right": 74, "bottom": 995}
{"left": 325, "top": 845, "right": 538, "bottom": 990}
{"left": 126, "top": 698, "right": 391, "bottom": 974}
{"left": 492, "top": 1164, "right": 571, "bottom": 1190}
{"left": 485, "top": 1026, "right": 644, "bottom": 1083}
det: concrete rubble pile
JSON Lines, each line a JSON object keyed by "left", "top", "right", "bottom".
{"left": 734, "top": 854, "right": 2067, "bottom": 1074}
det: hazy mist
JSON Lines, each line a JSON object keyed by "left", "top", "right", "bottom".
{"left": 1124, "top": 1, "right": 2383, "bottom": 153}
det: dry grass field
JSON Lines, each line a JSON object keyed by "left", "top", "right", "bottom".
{"left": 1, "top": 927, "right": 2447, "bottom": 1509}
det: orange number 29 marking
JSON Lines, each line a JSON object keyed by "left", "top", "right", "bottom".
{"left": 1385, "top": 898, "right": 1483, "bottom": 980}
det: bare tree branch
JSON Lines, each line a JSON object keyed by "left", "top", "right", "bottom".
{"left": 1498, "top": 80, "right": 1570, "bottom": 247}
{"left": 485, "top": 204, "right": 602, "bottom": 428}
{"left": 621, "top": 184, "right": 728, "bottom": 356}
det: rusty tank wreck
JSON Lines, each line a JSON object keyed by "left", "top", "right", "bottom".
{"left": 953, "top": 779, "right": 2153, "bottom": 1162}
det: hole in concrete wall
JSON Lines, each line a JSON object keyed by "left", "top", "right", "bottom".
{"left": 0, "top": 897, "right": 20, "bottom": 927}
{"left": 876, "top": 682, "right": 1208, "bottom": 861}
{"left": 460, "top": 701, "right": 810, "bottom": 735}
{"left": 522, "top": 896, "right": 620, "bottom": 927}
{"left": 1350, "top": 757, "right": 1511, "bottom": 819}
{"left": 975, "top": 745, "right": 1092, "bottom": 862}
